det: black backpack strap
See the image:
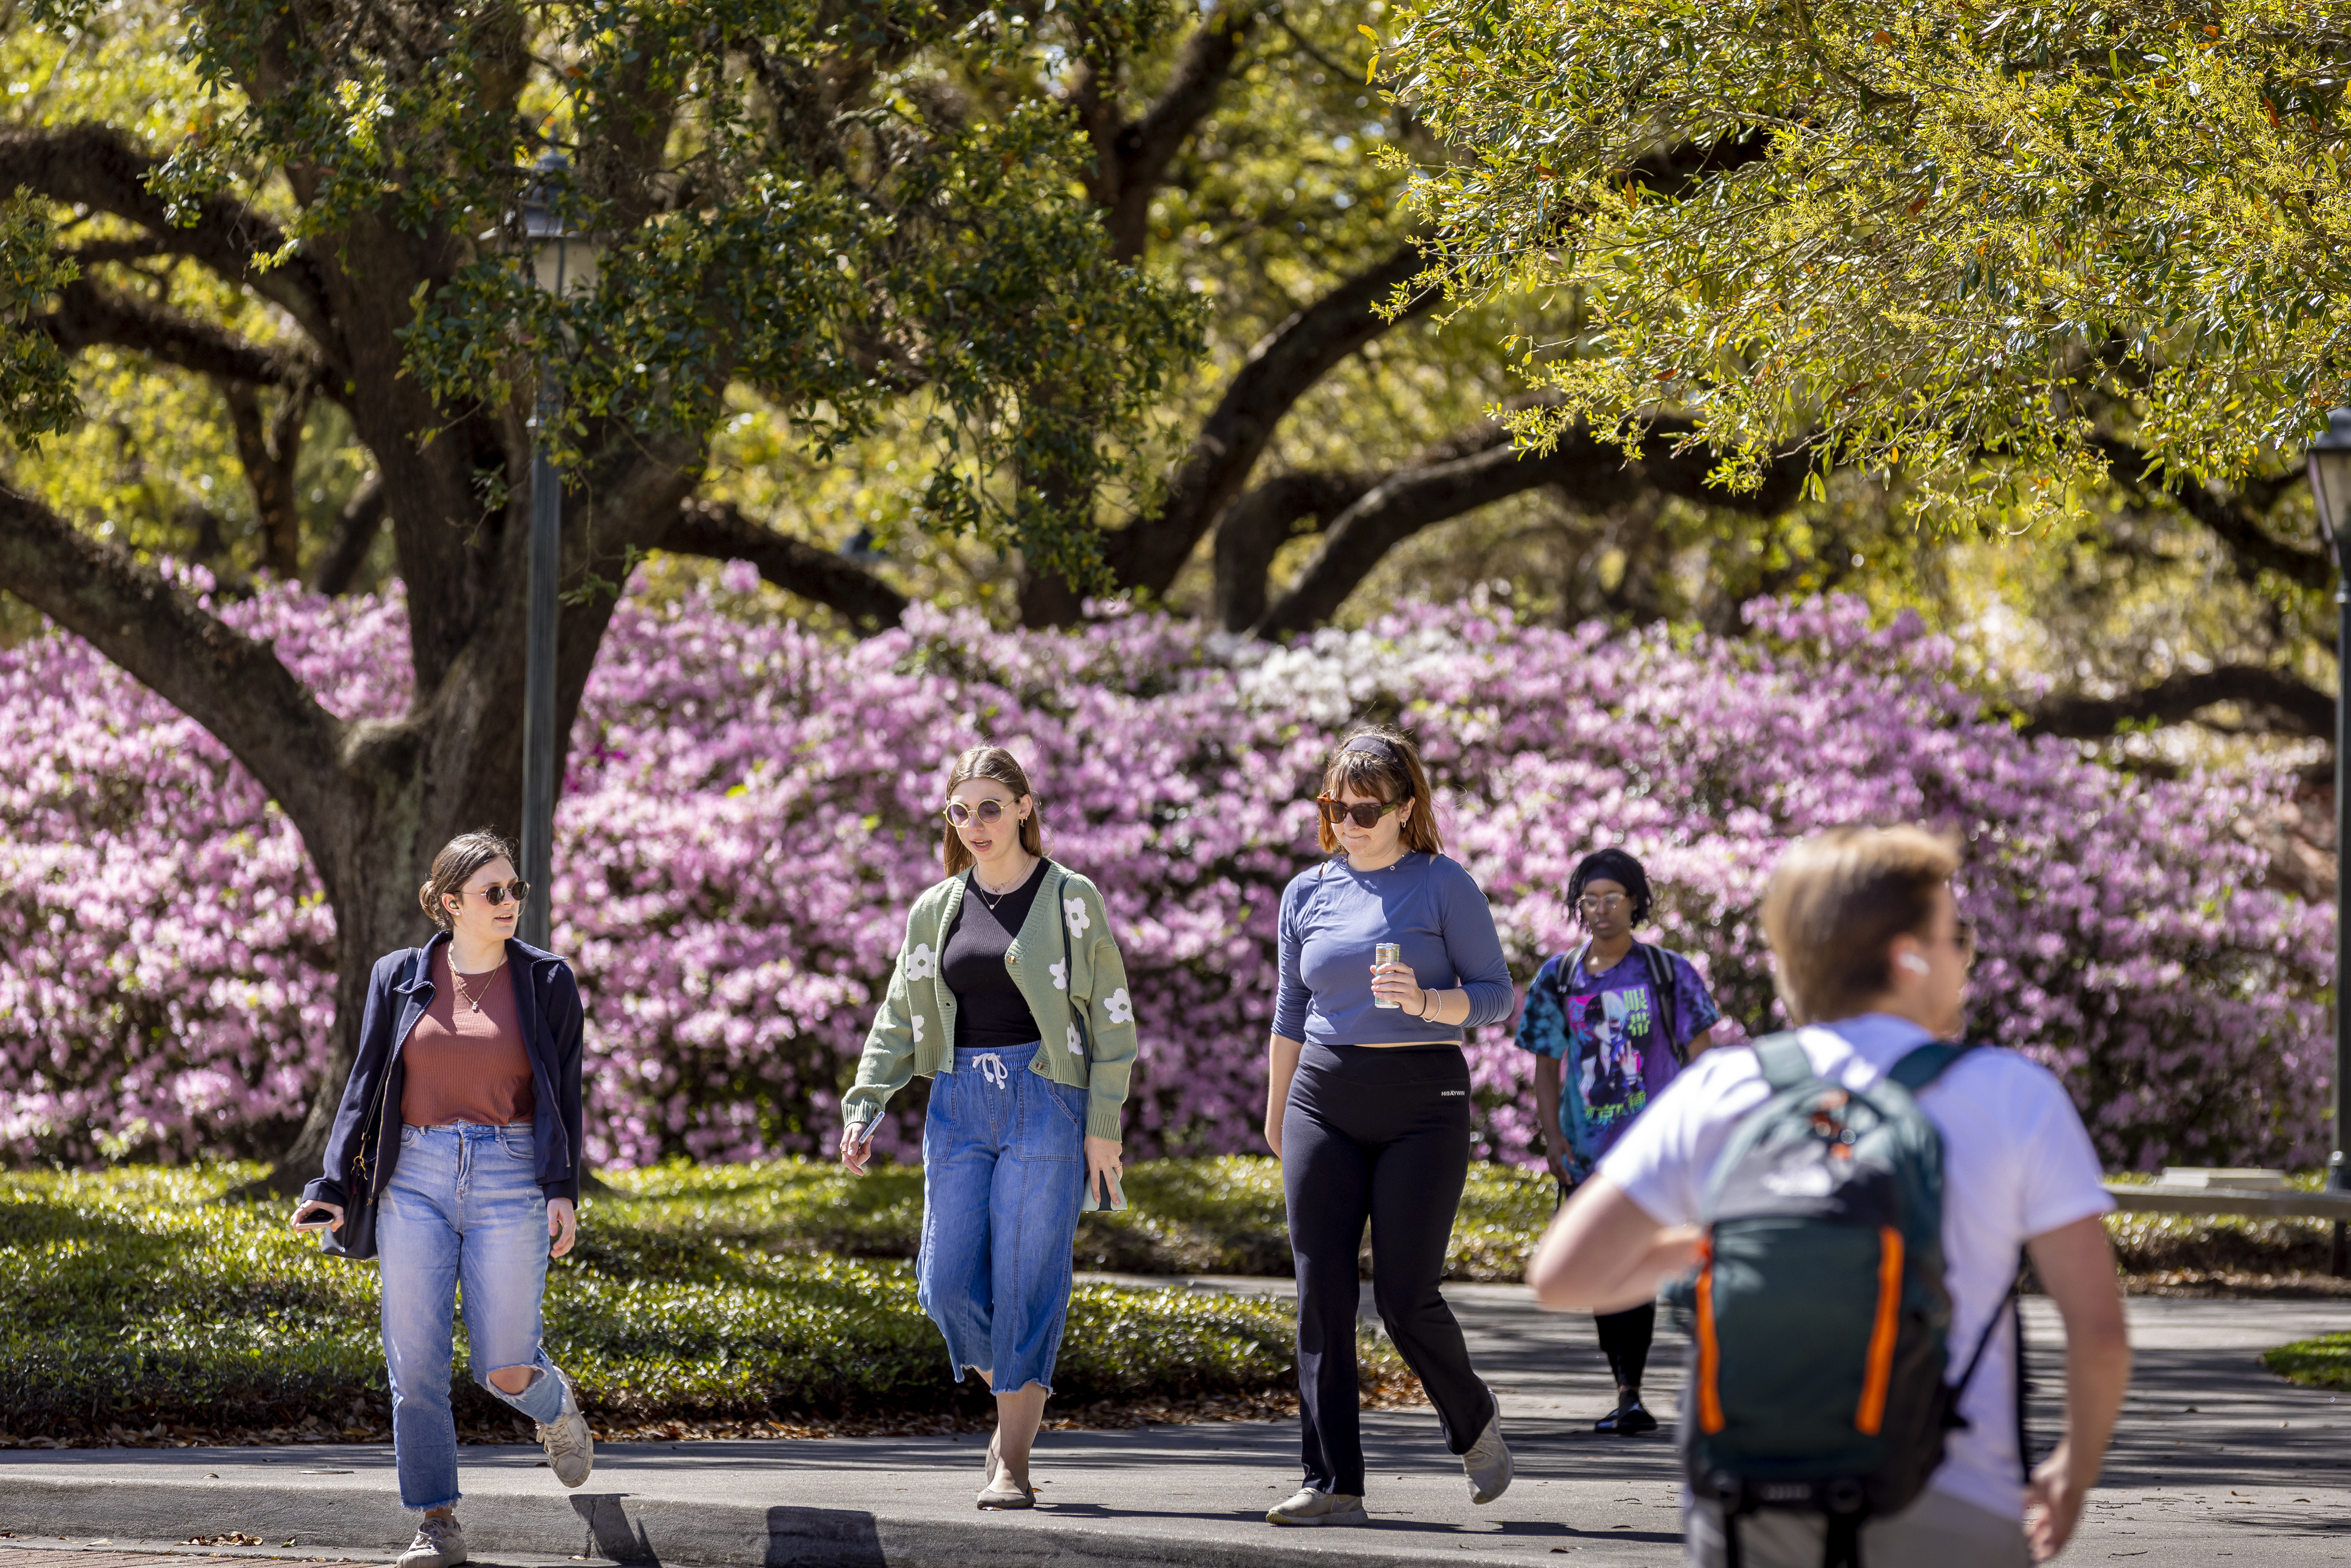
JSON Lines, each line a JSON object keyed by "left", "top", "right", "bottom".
{"left": 1951, "top": 1254, "right": 2023, "bottom": 1406}
{"left": 1634, "top": 942, "right": 1690, "bottom": 1067}
{"left": 1822, "top": 1511, "right": 1864, "bottom": 1568}
{"left": 1887, "top": 1040, "right": 1978, "bottom": 1094}
{"left": 1752, "top": 1031, "right": 1814, "bottom": 1093}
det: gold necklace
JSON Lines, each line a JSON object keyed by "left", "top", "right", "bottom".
{"left": 451, "top": 959, "right": 505, "bottom": 1013}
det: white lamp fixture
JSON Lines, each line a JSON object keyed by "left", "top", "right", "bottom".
{"left": 517, "top": 150, "right": 600, "bottom": 299}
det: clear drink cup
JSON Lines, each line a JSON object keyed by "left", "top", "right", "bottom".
{"left": 1374, "top": 942, "right": 1402, "bottom": 1008}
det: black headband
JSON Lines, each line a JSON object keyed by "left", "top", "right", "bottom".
{"left": 1339, "top": 734, "right": 1405, "bottom": 766}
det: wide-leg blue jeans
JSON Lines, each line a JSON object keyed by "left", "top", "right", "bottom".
{"left": 379, "top": 1121, "right": 574, "bottom": 1510}
{"left": 916, "top": 1041, "right": 1089, "bottom": 1395}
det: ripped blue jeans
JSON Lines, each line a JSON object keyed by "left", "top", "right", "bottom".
{"left": 379, "top": 1121, "right": 574, "bottom": 1510}
{"left": 916, "top": 1041, "right": 1089, "bottom": 1395}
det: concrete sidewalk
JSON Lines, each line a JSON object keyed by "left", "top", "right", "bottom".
{"left": 3, "top": 1287, "right": 2349, "bottom": 1567}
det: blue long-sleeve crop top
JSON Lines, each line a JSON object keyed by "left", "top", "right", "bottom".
{"left": 1273, "top": 851, "right": 1515, "bottom": 1047}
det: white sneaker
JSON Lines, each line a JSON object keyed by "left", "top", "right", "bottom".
{"left": 1462, "top": 1406, "right": 1513, "bottom": 1504}
{"left": 1266, "top": 1487, "right": 1368, "bottom": 1526}
{"left": 396, "top": 1515, "right": 466, "bottom": 1568}
{"left": 535, "top": 1385, "right": 595, "bottom": 1487}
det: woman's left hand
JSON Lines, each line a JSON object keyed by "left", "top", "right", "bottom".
{"left": 1083, "top": 1135, "right": 1124, "bottom": 1209}
{"left": 548, "top": 1197, "right": 578, "bottom": 1259}
{"left": 1371, "top": 958, "right": 1426, "bottom": 1014}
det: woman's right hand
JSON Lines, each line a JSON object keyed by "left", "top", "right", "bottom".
{"left": 1262, "top": 1112, "right": 1284, "bottom": 1161}
{"left": 290, "top": 1200, "right": 344, "bottom": 1234}
{"left": 839, "top": 1123, "right": 874, "bottom": 1175}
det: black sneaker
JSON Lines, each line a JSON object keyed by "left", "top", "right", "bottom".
{"left": 1594, "top": 1399, "right": 1658, "bottom": 1436}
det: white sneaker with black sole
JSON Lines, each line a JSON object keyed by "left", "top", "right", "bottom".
{"left": 1461, "top": 1404, "right": 1513, "bottom": 1505}
{"left": 1266, "top": 1487, "right": 1368, "bottom": 1526}
{"left": 535, "top": 1383, "right": 595, "bottom": 1487}
{"left": 396, "top": 1514, "right": 466, "bottom": 1568}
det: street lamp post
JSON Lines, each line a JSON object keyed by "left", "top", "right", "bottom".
{"left": 2305, "top": 409, "right": 2351, "bottom": 1275}
{"left": 516, "top": 155, "right": 598, "bottom": 950}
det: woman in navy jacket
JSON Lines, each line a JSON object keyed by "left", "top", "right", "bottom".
{"left": 290, "top": 831, "right": 590, "bottom": 1568}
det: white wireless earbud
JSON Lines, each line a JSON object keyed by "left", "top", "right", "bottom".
{"left": 1897, "top": 952, "right": 1931, "bottom": 976}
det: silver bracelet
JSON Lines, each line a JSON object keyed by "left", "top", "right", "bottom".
{"left": 1418, "top": 989, "right": 1439, "bottom": 1021}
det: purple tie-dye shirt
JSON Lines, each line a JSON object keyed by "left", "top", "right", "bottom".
{"left": 1513, "top": 942, "right": 1721, "bottom": 1178}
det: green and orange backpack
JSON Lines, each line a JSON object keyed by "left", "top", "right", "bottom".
{"left": 1663, "top": 1030, "right": 2017, "bottom": 1568}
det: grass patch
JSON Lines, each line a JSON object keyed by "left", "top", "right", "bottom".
{"left": 2263, "top": 1334, "right": 2351, "bottom": 1388}
{"left": 0, "top": 1164, "right": 1407, "bottom": 1442}
{"left": 604, "top": 1154, "right": 1559, "bottom": 1281}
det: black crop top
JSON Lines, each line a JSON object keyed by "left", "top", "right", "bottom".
{"left": 940, "top": 862, "right": 1047, "bottom": 1051}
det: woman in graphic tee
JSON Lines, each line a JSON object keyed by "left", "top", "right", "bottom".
{"left": 1515, "top": 846, "right": 1730, "bottom": 1436}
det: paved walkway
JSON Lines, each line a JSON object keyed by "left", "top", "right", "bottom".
{"left": 2, "top": 1286, "right": 2349, "bottom": 1566}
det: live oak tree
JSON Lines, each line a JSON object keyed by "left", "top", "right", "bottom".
{"left": 1379, "top": 0, "right": 2351, "bottom": 732}
{"left": 2, "top": 0, "right": 1676, "bottom": 1177}
{"left": 0, "top": 0, "right": 1201, "bottom": 1181}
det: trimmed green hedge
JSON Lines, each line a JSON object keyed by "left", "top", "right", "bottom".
{"left": 603, "top": 1154, "right": 1559, "bottom": 1281}
{"left": 0, "top": 1165, "right": 1394, "bottom": 1436}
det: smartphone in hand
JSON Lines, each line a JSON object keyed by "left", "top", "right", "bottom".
{"left": 292, "top": 1205, "right": 339, "bottom": 1232}
{"left": 1092, "top": 1168, "right": 1127, "bottom": 1213}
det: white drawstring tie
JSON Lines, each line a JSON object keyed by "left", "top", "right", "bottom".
{"left": 975, "top": 1053, "right": 1009, "bottom": 1088}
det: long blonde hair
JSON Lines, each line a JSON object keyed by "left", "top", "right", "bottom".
{"left": 941, "top": 746, "right": 1045, "bottom": 875}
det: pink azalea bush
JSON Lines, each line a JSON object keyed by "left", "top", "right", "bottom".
{"left": 0, "top": 582, "right": 2330, "bottom": 1171}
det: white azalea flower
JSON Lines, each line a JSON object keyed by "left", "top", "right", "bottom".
{"left": 1062, "top": 897, "right": 1090, "bottom": 937}
{"left": 903, "top": 942, "right": 937, "bottom": 981}
{"left": 1103, "top": 987, "right": 1133, "bottom": 1025}
{"left": 1049, "top": 959, "right": 1068, "bottom": 991}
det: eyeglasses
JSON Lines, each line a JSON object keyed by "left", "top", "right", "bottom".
{"left": 460, "top": 879, "right": 530, "bottom": 907}
{"left": 1577, "top": 892, "right": 1629, "bottom": 914}
{"left": 945, "top": 799, "right": 1016, "bottom": 827}
{"left": 1317, "top": 795, "right": 1408, "bottom": 829}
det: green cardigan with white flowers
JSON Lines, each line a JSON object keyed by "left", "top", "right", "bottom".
{"left": 842, "top": 861, "right": 1137, "bottom": 1141}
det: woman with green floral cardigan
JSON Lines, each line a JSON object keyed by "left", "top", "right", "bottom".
{"left": 839, "top": 745, "right": 1138, "bottom": 1510}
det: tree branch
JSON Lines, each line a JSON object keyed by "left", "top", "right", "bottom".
{"left": 0, "top": 483, "right": 353, "bottom": 830}
{"left": 1252, "top": 418, "right": 1810, "bottom": 637}
{"left": 1087, "top": 6, "right": 1261, "bottom": 262}
{"left": 0, "top": 123, "right": 336, "bottom": 346}
{"left": 1017, "top": 238, "right": 1435, "bottom": 628}
{"left": 38, "top": 279, "right": 322, "bottom": 391}
{"left": 664, "top": 500, "right": 907, "bottom": 633}
{"left": 221, "top": 378, "right": 313, "bottom": 579}
{"left": 2021, "top": 665, "right": 2335, "bottom": 740}
{"left": 312, "top": 476, "right": 387, "bottom": 595}
{"left": 1213, "top": 470, "right": 1374, "bottom": 631}
{"left": 2092, "top": 435, "right": 2330, "bottom": 593}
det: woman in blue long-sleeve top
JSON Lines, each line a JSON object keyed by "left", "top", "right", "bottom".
{"left": 1260, "top": 725, "right": 1519, "bottom": 1529}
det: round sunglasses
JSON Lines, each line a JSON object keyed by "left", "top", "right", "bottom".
{"left": 1317, "top": 795, "right": 1409, "bottom": 829}
{"left": 458, "top": 879, "right": 531, "bottom": 907}
{"left": 944, "top": 799, "right": 1020, "bottom": 827}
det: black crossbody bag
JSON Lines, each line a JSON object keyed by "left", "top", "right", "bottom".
{"left": 320, "top": 1049, "right": 393, "bottom": 1261}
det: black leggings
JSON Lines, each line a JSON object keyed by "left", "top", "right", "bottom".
{"left": 1555, "top": 1178, "right": 1656, "bottom": 1395}
{"left": 1282, "top": 1043, "right": 1495, "bottom": 1497}
{"left": 1595, "top": 1301, "right": 1655, "bottom": 1393}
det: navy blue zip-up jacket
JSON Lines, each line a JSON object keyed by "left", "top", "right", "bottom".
{"left": 303, "top": 933, "right": 587, "bottom": 1209}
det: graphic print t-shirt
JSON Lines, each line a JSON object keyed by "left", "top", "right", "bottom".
{"left": 1513, "top": 944, "right": 1720, "bottom": 1177}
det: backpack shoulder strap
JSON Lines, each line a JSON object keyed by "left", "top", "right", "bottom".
{"left": 1887, "top": 1040, "right": 1978, "bottom": 1094}
{"left": 1751, "top": 1031, "right": 1815, "bottom": 1093}
{"left": 1635, "top": 943, "right": 1688, "bottom": 1066}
